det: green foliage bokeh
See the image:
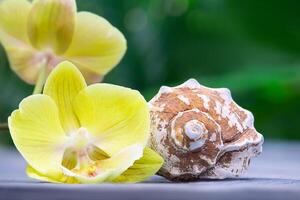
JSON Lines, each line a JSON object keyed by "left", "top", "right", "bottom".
{"left": 1, "top": 0, "right": 300, "bottom": 145}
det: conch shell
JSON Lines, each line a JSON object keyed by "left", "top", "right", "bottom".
{"left": 149, "top": 79, "right": 263, "bottom": 181}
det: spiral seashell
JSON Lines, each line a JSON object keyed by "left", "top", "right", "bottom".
{"left": 149, "top": 79, "right": 264, "bottom": 181}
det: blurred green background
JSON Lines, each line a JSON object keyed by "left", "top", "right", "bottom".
{"left": 1, "top": 0, "right": 300, "bottom": 145}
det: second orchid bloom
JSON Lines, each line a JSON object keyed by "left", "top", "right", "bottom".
{"left": 0, "top": 0, "right": 126, "bottom": 84}
{"left": 8, "top": 61, "right": 163, "bottom": 183}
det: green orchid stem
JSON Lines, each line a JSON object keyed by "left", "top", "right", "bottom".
{"left": 33, "top": 65, "right": 47, "bottom": 94}
{"left": 0, "top": 123, "right": 9, "bottom": 132}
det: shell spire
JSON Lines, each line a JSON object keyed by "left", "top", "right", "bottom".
{"left": 149, "top": 79, "right": 263, "bottom": 181}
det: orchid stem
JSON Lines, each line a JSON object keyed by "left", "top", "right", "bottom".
{"left": 33, "top": 65, "right": 47, "bottom": 94}
{"left": 0, "top": 123, "right": 9, "bottom": 132}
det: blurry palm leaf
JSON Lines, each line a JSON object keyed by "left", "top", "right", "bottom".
{"left": 225, "top": 0, "right": 300, "bottom": 53}
{"left": 144, "top": 67, "right": 300, "bottom": 100}
{"left": 144, "top": 66, "right": 300, "bottom": 140}
{"left": 1, "top": 0, "right": 300, "bottom": 145}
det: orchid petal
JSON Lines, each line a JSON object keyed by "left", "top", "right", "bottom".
{"left": 44, "top": 61, "right": 86, "bottom": 133}
{"left": 0, "top": 0, "right": 42, "bottom": 84}
{"left": 28, "top": 0, "right": 76, "bottom": 54}
{"left": 26, "top": 165, "right": 78, "bottom": 184}
{"left": 0, "top": 0, "right": 31, "bottom": 44}
{"left": 61, "top": 144, "right": 143, "bottom": 183}
{"left": 112, "top": 147, "right": 164, "bottom": 183}
{"left": 8, "top": 95, "right": 67, "bottom": 174}
{"left": 63, "top": 12, "right": 126, "bottom": 80}
{"left": 73, "top": 84, "right": 150, "bottom": 155}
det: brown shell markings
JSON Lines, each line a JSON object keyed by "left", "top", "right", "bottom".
{"left": 149, "top": 79, "right": 263, "bottom": 181}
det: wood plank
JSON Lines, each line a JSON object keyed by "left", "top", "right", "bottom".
{"left": 0, "top": 141, "right": 299, "bottom": 200}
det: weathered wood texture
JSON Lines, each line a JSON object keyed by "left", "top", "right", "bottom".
{"left": 0, "top": 141, "right": 299, "bottom": 200}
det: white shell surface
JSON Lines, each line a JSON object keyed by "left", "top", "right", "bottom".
{"left": 149, "top": 78, "right": 264, "bottom": 181}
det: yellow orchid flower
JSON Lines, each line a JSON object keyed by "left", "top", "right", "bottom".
{"left": 8, "top": 61, "right": 163, "bottom": 184}
{"left": 0, "top": 0, "right": 126, "bottom": 91}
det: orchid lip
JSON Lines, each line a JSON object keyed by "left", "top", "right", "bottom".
{"left": 67, "top": 127, "right": 92, "bottom": 150}
{"left": 61, "top": 127, "right": 109, "bottom": 179}
{"left": 33, "top": 51, "right": 62, "bottom": 71}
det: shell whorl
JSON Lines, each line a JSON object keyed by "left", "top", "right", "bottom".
{"left": 149, "top": 79, "right": 263, "bottom": 181}
{"left": 169, "top": 109, "right": 221, "bottom": 153}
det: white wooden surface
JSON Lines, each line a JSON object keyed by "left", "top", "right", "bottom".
{"left": 0, "top": 141, "right": 299, "bottom": 200}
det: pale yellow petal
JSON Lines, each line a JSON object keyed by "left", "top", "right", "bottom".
{"left": 1, "top": 41, "right": 45, "bottom": 84}
{"left": 44, "top": 61, "right": 87, "bottom": 134}
{"left": 28, "top": 0, "right": 76, "bottom": 54}
{"left": 63, "top": 12, "right": 127, "bottom": 79}
{"left": 73, "top": 84, "right": 150, "bottom": 155}
{"left": 61, "top": 166, "right": 114, "bottom": 184}
{"left": 8, "top": 94, "right": 67, "bottom": 174}
{"left": 61, "top": 144, "right": 143, "bottom": 183}
{"left": 26, "top": 165, "right": 78, "bottom": 184}
{"left": 0, "top": 0, "right": 42, "bottom": 84}
{"left": 99, "top": 144, "right": 144, "bottom": 182}
{"left": 0, "top": 0, "right": 31, "bottom": 44}
{"left": 113, "top": 147, "right": 164, "bottom": 183}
